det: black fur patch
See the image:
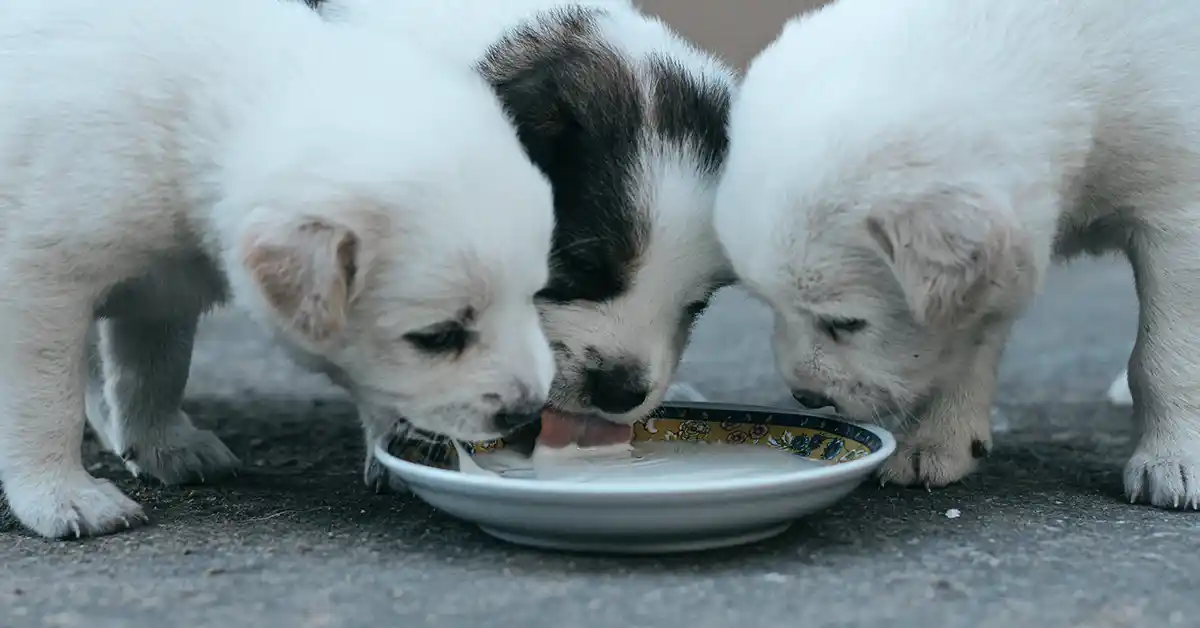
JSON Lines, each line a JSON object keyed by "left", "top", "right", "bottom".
{"left": 647, "top": 55, "right": 731, "bottom": 176}
{"left": 479, "top": 9, "right": 732, "bottom": 306}
{"left": 304, "top": 2, "right": 735, "bottom": 306}
{"left": 479, "top": 7, "right": 649, "bottom": 304}
{"left": 970, "top": 439, "right": 991, "bottom": 459}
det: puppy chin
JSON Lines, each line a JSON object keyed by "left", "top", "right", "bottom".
{"left": 353, "top": 390, "right": 495, "bottom": 442}
{"left": 819, "top": 397, "right": 870, "bottom": 423}
{"left": 842, "top": 386, "right": 932, "bottom": 429}
{"left": 404, "top": 413, "right": 503, "bottom": 443}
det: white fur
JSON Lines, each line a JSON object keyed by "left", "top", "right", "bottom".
{"left": 1109, "top": 368, "right": 1135, "bottom": 406}
{"left": 319, "top": 0, "right": 736, "bottom": 425}
{"left": 717, "top": 0, "right": 1200, "bottom": 509}
{"left": 0, "top": 0, "right": 555, "bottom": 538}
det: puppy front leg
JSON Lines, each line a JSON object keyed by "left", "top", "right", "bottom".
{"left": 878, "top": 321, "right": 1011, "bottom": 488}
{"left": 359, "top": 404, "right": 409, "bottom": 494}
{"left": 88, "top": 314, "right": 240, "bottom": 485}
{"left": 1124, "top": 231, "right": 1200, "bottom": 510}
{"left": 0, "top": 302, "right": 147, "bottom": 539}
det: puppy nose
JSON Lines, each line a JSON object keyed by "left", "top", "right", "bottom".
{"left": 792, "top": 389, "right": 837, "bottom": 410}
{"left": 584, "top": 363, "right": 650, "bottom": 415}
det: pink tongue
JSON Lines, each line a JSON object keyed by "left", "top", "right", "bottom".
{"left": 539, "top": 410, "right": 633, "bottom": 448}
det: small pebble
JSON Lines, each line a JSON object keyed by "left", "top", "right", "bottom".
{"left": 945, "top": 508, "right": 961, "bottom": 519}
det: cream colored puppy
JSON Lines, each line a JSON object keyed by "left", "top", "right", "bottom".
{"left": 717, "top": 0, "right": 1200, "bottom": 510}
{"left": 0, "top": 0, "right": 554, "bottom": 539}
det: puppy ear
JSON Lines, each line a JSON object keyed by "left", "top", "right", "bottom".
{"left": 240, "top": 216, "right": 363, "bottom": 345}
{"left": 480, "top": 20, "right": 634, "bottom": 172}
{"left": 864, "top": 186, "right": 1032, "bottom": 329}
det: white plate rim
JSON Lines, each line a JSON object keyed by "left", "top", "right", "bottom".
{"left": 374, "top": 403, "right": 896, "bottom": 502}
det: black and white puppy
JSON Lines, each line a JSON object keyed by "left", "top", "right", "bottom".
{"left": 310, "top": 0, "right": 738, "bottom": 488}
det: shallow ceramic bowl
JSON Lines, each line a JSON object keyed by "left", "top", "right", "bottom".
{"left": 375, "top": 401, "right": 895, "bottom": 554}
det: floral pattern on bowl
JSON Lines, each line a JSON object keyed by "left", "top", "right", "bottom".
{"left": 385, "top": 402, "right": 884, "bottom": 471}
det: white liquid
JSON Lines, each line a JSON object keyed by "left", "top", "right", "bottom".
{"left": 467, "top": 440, "right": 829, "bottom": 484}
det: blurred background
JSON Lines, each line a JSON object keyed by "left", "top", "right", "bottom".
{"left": 642, "top": 0, "right": 829, "bottom": 68}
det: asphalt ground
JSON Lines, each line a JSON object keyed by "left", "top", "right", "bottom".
{"left": 5, "top": 258, "right": 1196, "bottom": 628}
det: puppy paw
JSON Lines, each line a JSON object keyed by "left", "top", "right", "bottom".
{"left": 362, "top": 447, "right": 410, "bottom": 494}
{"left": 1107, "top": 368, "right": 1133, "bottom": 406}
{"left": 122, "top": 413, "right": 241, "bottom": 485}
{"left": 878, "top": 434, "right": 990, "bottom": 488}
{"left": 6, "top": 472, "right": 148, "bottom": 539}
{"left": 1124, "top": 443, "right": 1200, "bottom": 510}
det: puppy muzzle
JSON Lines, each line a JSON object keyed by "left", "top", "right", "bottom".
{"left": 492, "top": 410, "right": 541, "bottom": 433}
{"left": 791, "top": 389, "right": 838, "bottom": 411}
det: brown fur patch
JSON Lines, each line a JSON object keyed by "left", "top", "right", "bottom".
{"left": 242, "top": 220, "right": 358, "bottom": 344}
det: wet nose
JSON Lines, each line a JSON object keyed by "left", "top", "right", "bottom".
{"left": 584, "top": 362, "right": 650, "bottom": 415}
{"left": 792, "top": 389, "right": 837, "bottom": 410}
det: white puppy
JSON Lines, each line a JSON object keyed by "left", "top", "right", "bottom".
{"left": 0, "top": 0, "right": 554, "bottom": 539}
{"left": 311, "top": 0, "right": 739, "bottom": 489}
{"left": 716, "top": 0, "right": 1200, "bottom": 509}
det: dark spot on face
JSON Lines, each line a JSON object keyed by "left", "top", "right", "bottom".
{"left": 403, "top": 320, "right": 473, "bottom": 356}
{"left": 404, "top": 302, "right": 482, "bottom": 357}
{"left": 479, "top": 8, "right": 648, "bottom": 305}
{"left": 682, "top": 299, "right": 709, "bottom": 324}
{"left": 970, "top": 439, "right": 990, "bottom": 459}
{"left": 646, "top": 55, "right": 730, "bottom": 176}
{"left": 584, "top": 361, "right": 650, "bottom": 414}
{"left": 577, "top": 347, "right": 650, "bottom": 413}
{"left": 818, "top": 317, "right": 869, "bottom": 342}
{"left": 549, "top": 340, "right": 571, "bottom": 356}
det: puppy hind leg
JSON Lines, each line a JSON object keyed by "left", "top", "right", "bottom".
{"left": 97, "top": 314, "right": 241, "bottom": 485}
{"left": 0, "top": 300, "right": 147, "bottom": 539}
{"left": 878, "top": 320, "right": 1012, "bottom": 488}
{"left": 1124, "top": 226, "right": 1200, "bottom": 509}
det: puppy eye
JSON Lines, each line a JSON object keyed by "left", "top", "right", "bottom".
{"left": 403, "top": 321, "right": 471, "bottom": 355}
{"left": 818, "top": 317, "right": 868, "bottom": 341}
{"left": 684, "top": 300, "right": 709, "bottom": 320}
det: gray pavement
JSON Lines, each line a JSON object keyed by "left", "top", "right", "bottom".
{"left": 4, "top": 258, "right": 1198, "bottom": 628}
